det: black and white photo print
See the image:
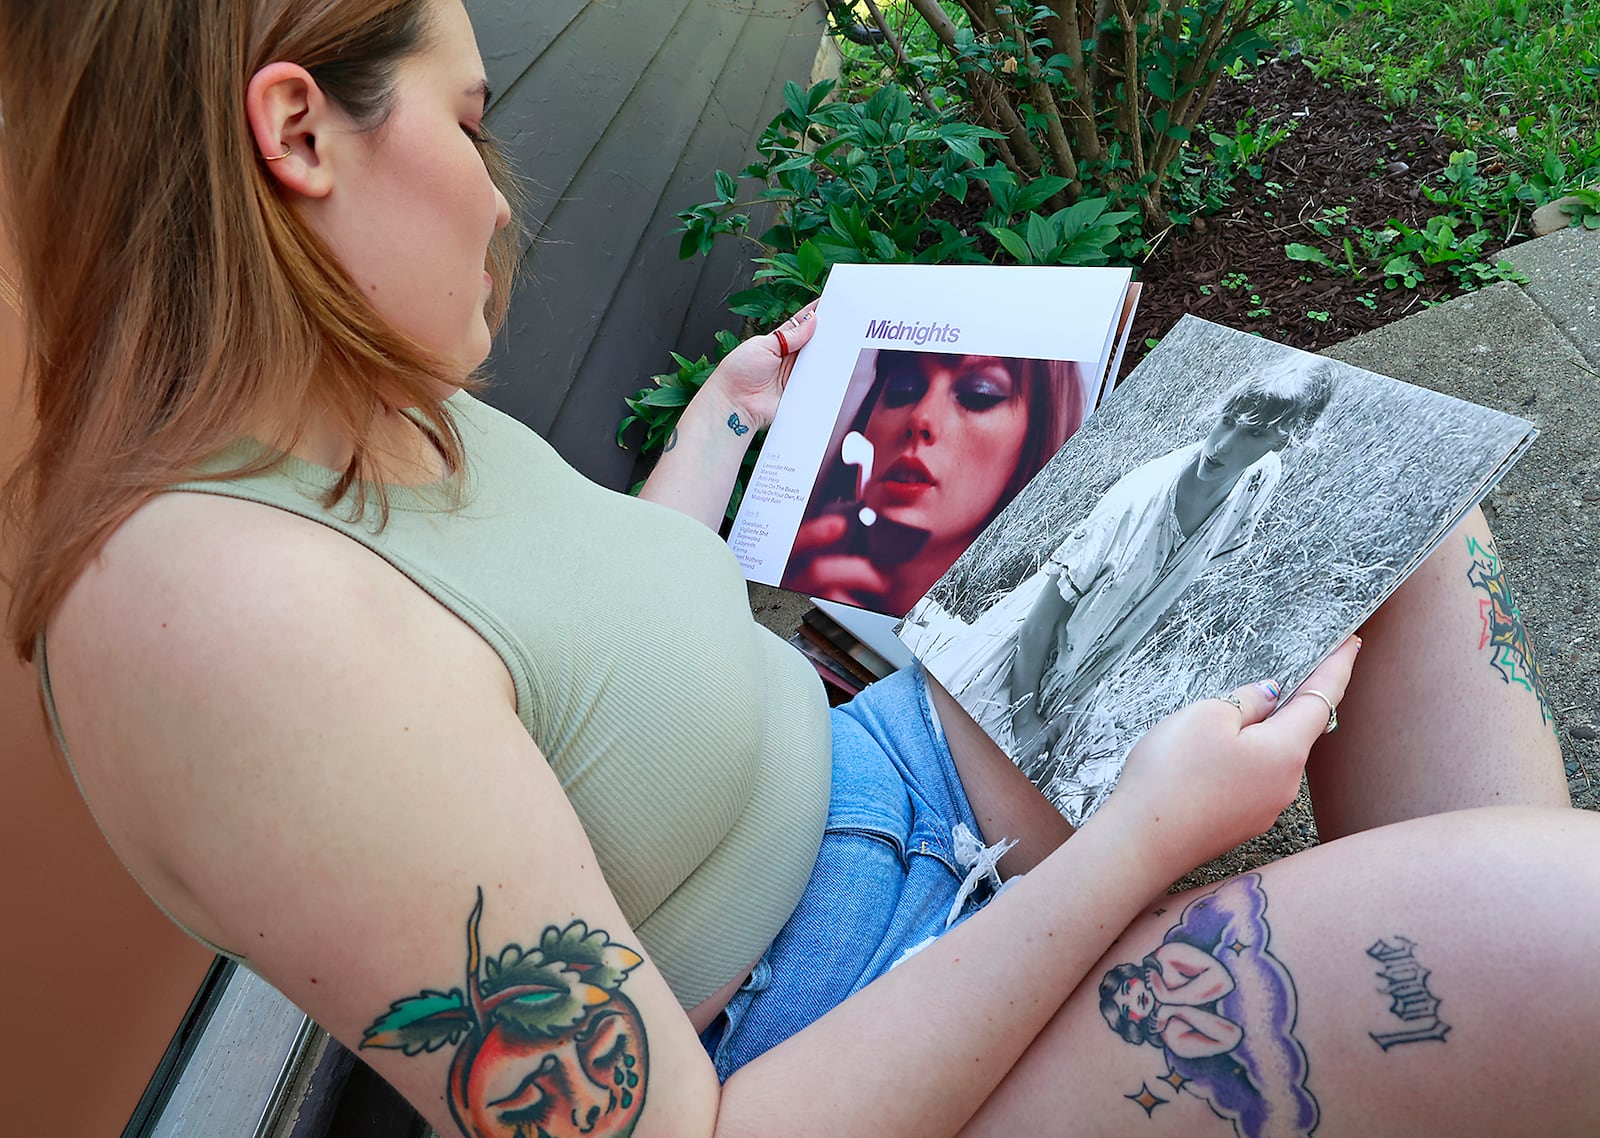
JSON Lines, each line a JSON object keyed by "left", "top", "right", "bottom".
{"left": 901, "top": 316, "right": 1535, "bottom": 824}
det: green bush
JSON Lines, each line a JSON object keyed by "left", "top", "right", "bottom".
{"left": 622, "top": 0, "right": 1308, "bottom": 496}
{"left": 621, "top": 77, "right": 1134, "bottom": 502}
{"left": 880, "top": 0, "right": 1300, "bottom": 228}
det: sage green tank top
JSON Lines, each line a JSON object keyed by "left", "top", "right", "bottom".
{"left": 43, "top": 391, "right": 831, "bottom": 1008}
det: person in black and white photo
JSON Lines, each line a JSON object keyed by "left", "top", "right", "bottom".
{"left": 907, "top": 359, "right": 1335, "bottom": 773}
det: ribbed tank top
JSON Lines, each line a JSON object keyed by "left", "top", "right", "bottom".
{"left": 40, "top": 391, "right": 831, "bottom": 1008}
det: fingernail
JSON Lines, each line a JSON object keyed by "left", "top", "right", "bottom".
{"left": 1353, "top": 635, "right": 1364, "bottom": 654}
{"left": 1254, "top": 680, "right": 1281, "bottom": 701}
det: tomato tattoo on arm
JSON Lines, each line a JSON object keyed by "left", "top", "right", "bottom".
{"left": 361, "top": 889, "right": 649, "bottom": 1138}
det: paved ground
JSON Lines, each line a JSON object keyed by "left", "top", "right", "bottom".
{"left": 748, "top": 225, "right": 1599, "bottom": 882}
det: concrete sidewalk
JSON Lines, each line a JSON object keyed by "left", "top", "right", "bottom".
{"left": 749, "top": 226, "right": 1600, "bottom": 820}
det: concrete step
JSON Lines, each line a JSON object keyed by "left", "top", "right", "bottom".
{"left": 1502, "top": 226, "right": 1600, "bottom": 374}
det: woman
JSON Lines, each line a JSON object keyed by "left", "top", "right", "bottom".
{"left": 2, "top": 4, "right": 1594, "bottom": 1138}
{"left": 781, "top": 350, "right": 1084, "bottom": 616}
{"left": 1099, "top": 942, "right": 1243, "bottom": 1059}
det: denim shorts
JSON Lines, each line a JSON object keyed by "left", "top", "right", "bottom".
{"left": 699, "top": 666, "right": 1007, "bottom": 1080}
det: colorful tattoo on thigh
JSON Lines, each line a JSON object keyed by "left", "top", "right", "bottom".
{"left": 1465, "top": 535, "right": 1554, "bottom": 728}
{"left": 1366, "top": 935, "right": 1450, "bottom": 1050}
{"left": 1098, "top": 874, "right": 1319, "bottom": 1138}
{"left": 361, "top": 889, "right": 648, "bottom": 1138}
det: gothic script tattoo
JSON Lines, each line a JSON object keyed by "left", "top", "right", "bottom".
{"left": 361, "top": 890, "right": 648, "bottom": 1138}
{"left": 726, "top": 412, "right": 750, "bottom": 437}
{"left": 1367, "top": 935, "right": 1450, "bottom": 1050}
{"left": 1098, "top": 874, "right": 1319, "bottom": 1138}
{"left": 1465, "top": 535, "right": 1554, "bottom": 728}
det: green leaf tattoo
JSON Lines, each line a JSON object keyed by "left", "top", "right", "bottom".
{"left": 1465, "top": 535, "right": 1554, "bottom": 728}
{"left": 362, "top": 989, "right": 472, "bottom": 1055}
{"left": 362, "top": 890, "right": 649, "bottom": 1137}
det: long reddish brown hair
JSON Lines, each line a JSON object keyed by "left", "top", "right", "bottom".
{"left": 0, "top": 0, "right": 523, "bottom": 662}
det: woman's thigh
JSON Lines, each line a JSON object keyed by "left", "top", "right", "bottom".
{"left": 964, "top": 806, "right": 1600, "bottom": 1138}
{"left": 1307, "top": 508, "right": 1570, "bottom": 837}
{"left": 927, "top": 674, "right": 1075, "bottom": 877}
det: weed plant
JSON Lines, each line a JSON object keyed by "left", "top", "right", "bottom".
{"left": 1279, "top": 0, "right": 1600, "bottom": 225}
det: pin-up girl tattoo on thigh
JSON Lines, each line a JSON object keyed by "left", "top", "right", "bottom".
{"left": 1098, "top": 874, "right": 1319, "bottom": 1138}
{"left": 361, "top": 889, "right": 649, "bottom": 1138}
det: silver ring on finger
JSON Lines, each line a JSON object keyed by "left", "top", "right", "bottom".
{"left": 1300, "top": 687, "right": 1339, "bottom": 734}
{"left": 1217, "top": 693, "right": 1243, "bottom": 714}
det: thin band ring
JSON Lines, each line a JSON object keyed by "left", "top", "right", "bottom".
{"left": 1300, "top": 688, "right": 1339, "bottom": 734}
{"left": 262, "top": 145, "right": 292, "bottom": 161}
{"left": 773, "top": 329, "right": 792, "bottom": 356}
{"left": 1218, "top": 693, "right": 1243, "bottom": 713}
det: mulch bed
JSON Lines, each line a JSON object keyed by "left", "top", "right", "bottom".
{"left": 1123, "top": 55, "right": 1502, "bottom": 370}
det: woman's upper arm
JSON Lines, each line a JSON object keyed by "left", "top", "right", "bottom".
{"left": 47, "top": 497, "right": 719, "bottom": 1138}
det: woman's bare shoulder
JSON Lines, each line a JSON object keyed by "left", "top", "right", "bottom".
{"left": 46, "top": 490, "right": 516, "bottom": 901}
{"left": 51, "top": 491, "right": 428, "bottom": 692}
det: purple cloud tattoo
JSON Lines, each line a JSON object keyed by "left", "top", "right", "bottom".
{"left": 1099, "top": 874, "right": 1319, "bottom": 1138}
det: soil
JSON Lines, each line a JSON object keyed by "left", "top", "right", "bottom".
{"left": 1122, "top": 55, "right": 1505, "bottom": 372}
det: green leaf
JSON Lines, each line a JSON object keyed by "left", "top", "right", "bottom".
{"left": 1051, "top": 197, "right": 1110, "bottom": 238}
{"left": 1382, "top": 254, "right": 1422, "bottom": 284}
{"left": 1022, "top": 212, "right": 1054, "bottom": 259}
{"left": 726, "top": 287, "right": 786, "bottom": 321}
{"left": 796, "top": 238, "right": 827, "bottom": 286}
{"left": 811, "top": 232, "right": 862, "bottom": 264}
{"left": 1284, "top": 242, "right": 1334, "bottom": 266}
{"left": 939, "top": 170, "right": 971, "bottom": 204}
{"left": 867, "top": 231, "right": 901, "bottom": 261}
{"left": 1014, "top": 175, "right": 1071, "bottom": 215}
{"left": 477, "top": 940, "right": 609, "bottom": 1038}
{"left": 783, "top": 80, "right": 809, "bottom": 123}
{"left": 986, "top": 225, "right": 1033, "bottom": 263}
{"left": 769, "top": 153, "right": 817, "bottom": 176}
{"left": 361, "top": 990, "right": 471, "bottom": 1055}
{"left": 493, "top": 983, "right": 594, "bottom": 1037}
{"left": 635, "top": 384, "right": 694, "bottom": 409}
{"left": 807, "top": 79, "right": 838, "bottom": 113}
{"left": 713, "top": 169, "right": 737, "bottom": 204}
{"left": 536, "top": 922, "right": 644, "bottom": 992}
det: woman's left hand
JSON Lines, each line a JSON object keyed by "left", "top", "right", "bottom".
{"left": 1093, "top": 636, "right": 1360, "bottom": 879}
{"left": 703, "top": 300, "right": 820, "bottom": 432}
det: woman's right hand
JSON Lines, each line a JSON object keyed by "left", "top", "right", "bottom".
{"left": 1092, "top": 636, "right": 1361, "bottom": 879}
{"left": 782, "top": 511, "right": 892, "bottom": 606}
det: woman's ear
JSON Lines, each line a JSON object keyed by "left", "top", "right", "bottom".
{"left": 245, "top": 62, "right": 337, "bottom": 199}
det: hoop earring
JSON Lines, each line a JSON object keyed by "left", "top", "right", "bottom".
{"left": 262, "top": 145, "right": 292, "bottom": 162}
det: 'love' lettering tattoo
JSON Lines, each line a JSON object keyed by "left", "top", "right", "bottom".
{"left": 1367, "top": 935, "right": 1450, "bottom": 1050}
